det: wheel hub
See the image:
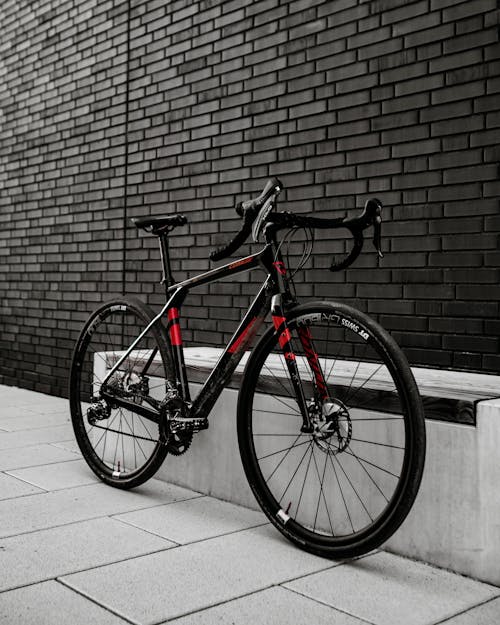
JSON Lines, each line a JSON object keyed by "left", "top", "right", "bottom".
{"left": 309, "top": 398, "right": 352, "bottom": 454}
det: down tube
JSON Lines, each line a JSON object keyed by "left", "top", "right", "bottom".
{"left": 189, "top": 279, "right": 272, "bottom": 421}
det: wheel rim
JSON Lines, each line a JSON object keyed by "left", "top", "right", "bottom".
{"left": 247, "top": 309, "right": 414, "bottom": 545}
{"left": 71, "top": 304, "right": 168, "bottom": 480}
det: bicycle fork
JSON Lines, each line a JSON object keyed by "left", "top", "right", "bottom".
{"left": 271, "top": 295, "right": 329, "bottom": 434}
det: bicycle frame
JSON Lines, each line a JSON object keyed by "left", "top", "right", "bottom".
{"left": 101, "top": 235, "right": 324, "bottom": 432}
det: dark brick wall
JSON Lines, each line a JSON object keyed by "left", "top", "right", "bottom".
{"left": 1, "top": 0, "right": 499, "bottom": 397}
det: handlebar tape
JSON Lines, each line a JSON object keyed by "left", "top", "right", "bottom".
{"left": 210, "top": 177, "right": 283, "bottom": 262}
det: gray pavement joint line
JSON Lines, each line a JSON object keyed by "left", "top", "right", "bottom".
{"left": 0, "top": 491, "right": 205, "bottom": 540}
{"left": 111, "top": 512, "right": 269, "bottom": 546}
{"left": 109, "top": 516, "right": 183, "bottom": 547}
{"left": 138, "top": 583, "right": 344, "bottom": 625}
{"left": 0, "top": 476, "right": 48, "bottom": 498}
{"left": 3, "top": 458, "right": 85, "bottom": 489}
{"left": 0, "top": 455, "right": 81, "bottom": 473}
{"left": 0, "top": 416, "right": 72, "bottom": 430}
{"left": 56, "top": 578, "right": 141, "bottom": 625}
{"left": 282, "top": 583, "right": 377, "bottom": 625}
{"left": 431, "top": 594, "right": 500, "bottom": 625}
{"left": 0, "top": 542, "right": 178, "bottom": 596}
{"left": 276, "top": 549, "right": 378, "bottom": 587}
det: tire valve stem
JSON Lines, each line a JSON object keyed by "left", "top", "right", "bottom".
{"left": 285, "top": 501, "right": 292, "bottom": 515}
{"left": 117, "top": 460, "right": 121, "bottom": 472}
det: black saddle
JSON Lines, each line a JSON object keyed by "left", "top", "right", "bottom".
{"left": 132, "top": 214, "right": 188, "bottom": 236}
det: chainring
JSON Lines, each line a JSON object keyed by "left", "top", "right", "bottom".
{"left": 166, "top": 430, "right": 193, "bottom": 456}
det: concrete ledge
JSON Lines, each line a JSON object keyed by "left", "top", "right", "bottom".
{"left": 162, "top": 349, "right": 500, "bottom": 585}
{"left": 99, "top": 348, "right": 500, "bottom": 584}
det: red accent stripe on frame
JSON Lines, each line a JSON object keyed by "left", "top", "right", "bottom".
{"left": 228, "top": 317, "right": 257, "bottom": 354}
{"left": 168, "top": 307, "right": 182, "bottom": 346}
{"left": 272, "top": 315, "right": 286, "bottom": 331}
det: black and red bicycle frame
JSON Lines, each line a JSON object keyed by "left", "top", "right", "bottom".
{"left": 101, "top": 235, "right": 329, "bottom": 433}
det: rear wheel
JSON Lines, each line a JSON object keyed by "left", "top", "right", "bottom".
{"left": 238, "top": 301, "right": 425, "bottom": 558}
{"left": 69, "top": 296, "right": 171, "bottom": 489}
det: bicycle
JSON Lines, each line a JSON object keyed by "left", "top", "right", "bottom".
{"left": 69, "top": 177, "right": 426, "bottom": 559}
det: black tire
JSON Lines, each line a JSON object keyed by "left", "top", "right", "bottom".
{"left": 238, "top": 301, "right": 425, "bottom": 558}
{"left": 69, "top": 296, "right": 172, "bottom": 489}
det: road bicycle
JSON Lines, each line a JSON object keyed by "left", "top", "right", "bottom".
{"left": 69, "top": 178, "right": 426, "bottom": 559}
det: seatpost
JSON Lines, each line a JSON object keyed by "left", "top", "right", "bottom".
{"left": 158, "top": 234, "right": 174, "bottom": 291}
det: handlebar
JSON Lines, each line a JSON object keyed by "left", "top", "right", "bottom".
{"left": 209, "top": 178, "right": 383, "bottom": 271}
{"left": 272, "top": 198, "right": 383, "bottom": 271}
{"left": 210, "top": 177, "right": 283, "bottom": 261}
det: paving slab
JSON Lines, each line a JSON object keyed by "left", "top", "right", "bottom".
{"left": 61, "top": 525, "right": 336, "bottom": 625}
{"left": 0, "top": 424, "right": 73, "bottom": 450}
{"left": 0, "top": 472, "right": 44, "bottom": 500}
{"left": 0, "top": 411, "right": 70, "bottom": 432}
{"left": 0, "top": 391, "right": 68, "bottom": 412}
{"left": 284, "top": 551, "right": 500, "bottom": 625}
{"left": 0, "top": 516, "right": 175, "bottom": 592}
{"left": 0, "top": 442, "right": 78, "bottom": 471}
{"left": 115, "top": 495, "right": 267, "bottom": 544}
{"left": 8, "top": 459, "right": 99, "bottom": 491}
{"left": 165, "top": 586, "right": 369, "bottom": 625}
{"left": 440, "top": 597, "right": 500, "bottom": 624}
{"left": 0, "top": 480, "right": 202, "bottom": 538}
{"left": 51, "top": 438, "right": 82, "bottom": 454}
{"left": 0, "top": 581, "right": 130, "bottom": 625}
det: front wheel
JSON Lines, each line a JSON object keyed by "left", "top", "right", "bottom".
{"left": 237, "top": 301, "right": 425, "bottom": 559}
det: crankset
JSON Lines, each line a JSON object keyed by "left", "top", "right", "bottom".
{"left": 160, "top": 389, "right": 207, "bottom": 456}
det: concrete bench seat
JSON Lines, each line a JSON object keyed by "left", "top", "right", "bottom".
{"left": 183, "top": 347, "right": 499, "bottom": 425}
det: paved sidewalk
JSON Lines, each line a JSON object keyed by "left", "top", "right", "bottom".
{"left": 0, "top": 385, "right": 499, "bottom": 625}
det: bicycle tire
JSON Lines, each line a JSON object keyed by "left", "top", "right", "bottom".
{"left": 69, "top": 296, "right": 171, "bottom": 489}
{"left": 237, "top": 301, "right": 425, "bottom": 558}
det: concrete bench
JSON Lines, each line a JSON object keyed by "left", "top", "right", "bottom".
{"left": 96, "top": 347, "right": 500, "bottom": 585}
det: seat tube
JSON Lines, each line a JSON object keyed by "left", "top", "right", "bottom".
{"left": 271, "top": 294, "right": 313, "bottom": 433}
{"left": 166, "top": 301, "right": 190, "bottom": 402}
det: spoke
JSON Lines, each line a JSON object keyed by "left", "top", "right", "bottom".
{"left": 93, "top": 410, "right": 119, "bottom": 449}
{"left": 344, "top": 362, "right": 385, "bottom": 406}
{"left": 349, "top": 437, "right": 405, "bottom": 450}
{"left": 263, "top": 363, "right": 301, "bottom": 415}
{"left": 350, "top": 416, "right": 403, "bottom": 422}
{"left": 253, "top": 432, "right": 311, "bottom": 437}
{"left": 343, "top": 448, "right": 400, "bottom": 479}
{"left": 328, "top": 452, "right": 354, "bottom": 533}
{"left": 277, "top": 439, "right": 315, "bottom": 506}
{"left": 262, "top": 434, "right": 306, "bottom": 483}
{"left": 119, "top": 410, "right": 155, "bottom": 462}
{"left": 254, "top": 408, "right": 303, "bottom": 418}
{"left": 333, "top": 452, "right": 374, "bottom": 523}
{"left": 258, "top": 437, "right": 311, "bottom": 462}
{"left": 311, "top": 446, "right": 334, "bottom": 535}
{"left": 342, "top": 446, "right": 390, "bottom": 504}
{"left": 295, "top": 441, "right": 314, "bottom": 521}
{"left": 113, "top": 414, "right": 121, "bottom": 470}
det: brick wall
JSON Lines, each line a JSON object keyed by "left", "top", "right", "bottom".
{"left": 0, "top": 0, "right": 499, "bottom": 397}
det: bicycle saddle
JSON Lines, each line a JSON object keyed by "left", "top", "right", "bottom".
{"left": 132, "top": 214, "right": 188, "bottom": 236}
